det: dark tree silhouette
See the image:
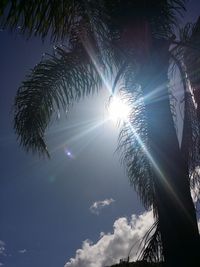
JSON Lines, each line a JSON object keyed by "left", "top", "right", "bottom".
{"left": 1, "top": 1, "right": 200, "bottom": 266}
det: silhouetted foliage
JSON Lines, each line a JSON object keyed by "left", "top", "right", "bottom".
{"left": 0, "top": 1, "right": 200, "bottom": 266}
{"left": 110, "top": 260, "right": 163, "bottom": 267}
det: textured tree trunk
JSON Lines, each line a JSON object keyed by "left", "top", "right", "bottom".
{"left": 140, "top": 40, "right": 200, "bottom": 267}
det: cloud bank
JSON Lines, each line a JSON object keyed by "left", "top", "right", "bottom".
{"left": 64, "top": 211, "right": 154, "bottom": 267}
{"left": 89, "top": 198, "right": 115, "bottom": 215}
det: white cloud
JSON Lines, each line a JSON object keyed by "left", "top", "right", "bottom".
{"left": 0, "top": 241, "right": 6, "bottom": 266}
{"left": 18, "top": 249, "right": 27, "bottom": 254}
{"left": 89, "top": 198, "right": 115, "bottom": 215}
{"left": 64, "top": 211, "right": 154, "bottom": 267}
{"left": 0, "top": 241, "right": 6, "bottom": 256}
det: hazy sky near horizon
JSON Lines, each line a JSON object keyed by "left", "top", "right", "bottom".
{"left": 0, "top": 1, "right": 200, "bottom": 266}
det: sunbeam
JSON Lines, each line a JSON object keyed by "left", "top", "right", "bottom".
{"left": 126, "top": 120, "right": 193, "bottom": 221}
{"left": 49, "top": 117, "right": 108, "bottom": 156}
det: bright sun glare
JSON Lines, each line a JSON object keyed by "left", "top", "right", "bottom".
{"left": 108, "top": 96, "right": 131, "bottom": 123}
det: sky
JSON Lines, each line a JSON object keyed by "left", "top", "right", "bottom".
{"left": 0, "top": 1, "right": 200, "bottom": 267}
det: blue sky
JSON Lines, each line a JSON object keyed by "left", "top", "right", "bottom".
{"left": 0, "top": 30, "right": 144, "bottom": 266}
{"left": 0, "top": 1, "right": 200, "bottom": 266}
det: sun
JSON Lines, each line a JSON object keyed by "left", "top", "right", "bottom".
{"left": 108, "top": 95, "right": 131, "bottom": 123}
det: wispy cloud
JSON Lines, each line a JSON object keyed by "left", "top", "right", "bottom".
{"left": 89, "top": 198, "right": 115, "bottom": 215}
{"left": 0, "top": 240, "right": 6, "bottom": 266}
{"left": 64, "top": 211, "right": 154, "bottom": 267}
{"left": 0, "top": 241, "right": 6, "bottom": 256}
{"left": 18, "top": 249, "right": 27, "bottom": 254}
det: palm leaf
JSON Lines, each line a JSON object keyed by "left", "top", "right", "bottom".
{"left": 1, "top": 1, "right": 186, "bottom": 42}
{"left": 116, "top": 68, "right": 155, "bottom": 209}
{"left": 1, "top": 0, "right": 86, "bottom": 40}
{"left": 1, "top": 0, "right": 73, "bottom": 39}
{"left": 139, "top": 221, "right": 164, "bottom": 263}
{"left": 14, "top": 45, "right": 102, "bottom": 156}
{"left": 183, "top": 18, "right": 200, "bottom": 114}
{"left": 171, "top": 18, "right": 200, "bottom": 204}
{"left": 104, "top": 0, "right": 186, "bottom": 40}
{"left": 2, "top": 1, "right": 198, "bottom": 263}
{"left": 0, "top": 0, "right": 108, "bottom": 42}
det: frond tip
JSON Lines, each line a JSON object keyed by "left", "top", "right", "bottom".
{"left": 0, "top": 0, "right": 83, "bottom": 40}
{"left": 117, "top": 85, "right": 154, "bottom": 210}
{"left": 14, "top": 46, "right": 102, "bottom": 157}
{"left": 139, "top": 221, "right": 164, "bottom": 263}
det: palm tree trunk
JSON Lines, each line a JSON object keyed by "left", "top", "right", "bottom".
{"left": 140, "top": 40, "right": 200, "bottom": 267}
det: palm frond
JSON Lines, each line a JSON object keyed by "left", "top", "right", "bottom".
{"left": 149, "top": 0, "right": 186, "bottom": 39}
{"left": 116, "top": 68, "right": 154, "bottom": 209}
{"left": 180, "top": 79, "right": 200, "bottom": 204}
{"left": 183, "top": 18, "right": 200, "bottom": 114}
{"left": 174, "top": 18, "right": 200, "bottom": 108}
{"left": 139, "top": 221, "right": 164, "bottom": 263}
{"left": 185, "top": 91, "right": 200, "bottom": 204}
{"left": 104, "top": 0, "right": 186, "bottom": 41}
{"left": 0, "top": 0, "right": 8, "bottom": 16}
{"left": 0, "top": 0, "right": 108, "bottom": 42}
{"left": 172, "top": 18, "right": 200, "bottom": 201}
{"left": 1, "top": 1, "right": 186, "bottom": 43}
{"left": 14, "top": 45, "right": 102, "bottom": 156}
{"left": 1, "top": 0, "right": 77, "bottom": 40}
{"left": 182, "top": 18, "right": 200, "bottom": 173}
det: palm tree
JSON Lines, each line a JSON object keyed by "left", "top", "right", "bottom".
{"left": 1, "top": 1, "right": 200, "bottom": 266}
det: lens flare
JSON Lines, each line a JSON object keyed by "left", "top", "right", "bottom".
{"left": 64, "top": 147, "right": 74, "bottom": 159}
